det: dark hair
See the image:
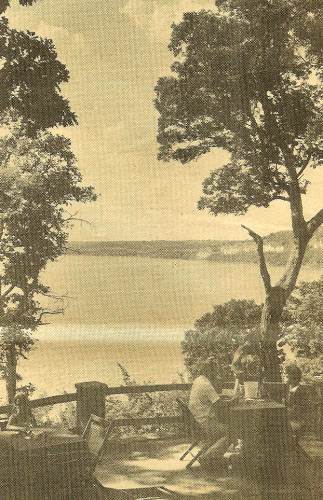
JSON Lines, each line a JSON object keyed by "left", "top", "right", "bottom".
{"left": 199, "top": 360, "right": 223, "bottom": 392}
{"left": 13, "top": 392, "right": 33, "bottom": 419}
{"left": 285, "top": 364, "right": 302, "bottom": 385}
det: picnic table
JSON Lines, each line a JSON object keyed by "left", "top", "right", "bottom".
{"left": 0, "top": 427, "right": 90, "bottom": 499}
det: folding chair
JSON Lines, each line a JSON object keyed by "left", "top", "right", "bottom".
{"left": 176, "top": 398, "right": 213, "bottom": 469}
{"left": 116, "top": 486, "right": 177, "bottom": 499}
{"left": 82, "top": 414, "right": 114, "bottom": 469}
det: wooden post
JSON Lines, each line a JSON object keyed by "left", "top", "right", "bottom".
{"left": 75, "top": 381, "right": 107, "bottom": 432}
{"left": 316, "top": 382, "right": 323, "bottom": 440}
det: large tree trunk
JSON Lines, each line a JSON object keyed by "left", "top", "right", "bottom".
{"left": 260, "top": 286, "right": 287, "bottom": 382}
{"left": 243, "top": 218, "right": 310, "bottom": 382}
{"left": 260, "top": 238, "right": 308, "bottom": 382}
{"left": 5, "top": 343, "right": 17, "bottom": 404}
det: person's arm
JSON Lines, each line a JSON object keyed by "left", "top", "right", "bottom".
{"left": 6, "top": 415, "right": 26, "bottom": 431}
{"left": 29, "top": 413, "right": 37, "bottom": 427}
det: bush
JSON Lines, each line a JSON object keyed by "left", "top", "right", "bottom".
{"left": 182, "top": 299, "right": 262, "bottom": 380}
{"left": 183, "top": 281, "right": 323, "bottom": 385}
{"left": 105, "top": 364, "right": 187, "bottom": 439}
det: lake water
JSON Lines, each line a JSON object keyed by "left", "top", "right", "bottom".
{"left": 11, "top": 255, "right": 320, "bottom": 400}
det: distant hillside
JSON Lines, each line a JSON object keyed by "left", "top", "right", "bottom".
{"left": 67, "top": 228, "right": 323, "bottom": 266}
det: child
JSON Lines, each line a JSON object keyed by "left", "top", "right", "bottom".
{"left": 7, "top": 392, "right": 37, "bottom": 431}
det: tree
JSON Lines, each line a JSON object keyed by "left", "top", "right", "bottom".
{"left": 155, "top": 1, "right": 323, "bottom": 381}
{"left": 0, "top": 126, "right": 96, "bottom": 402}
{"left": 0, "top": 1, "right": 90, "bottom": 402}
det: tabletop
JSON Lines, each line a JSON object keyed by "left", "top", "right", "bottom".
{"left": 0, "top": 427, "right": 84, "bottom": 451}
{"left": 231, "top": 399, "right": 286, "bottom": 412}
{"left": 0, "top": 427, "right": 90, "bottom": 499}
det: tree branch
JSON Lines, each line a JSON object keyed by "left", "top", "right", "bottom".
{"left": 63, "top": 210, "right": 91, "bottom": 225}
{"left": 241, "top": 224, "right": 272, "bottom": 293}
{"left": 297, "top": 153, "right": 312, "bottom": 179}
{"left": 38, "top": 308, "right": 64, "bottom": 323}
{"left": 307, "top": 208, "right": 323, "bottom": 237}
{"left": 1, "top": 284, "right": 15, "bottom": 299}
{"left": 274, "top": 195, "right": 290, "bottom": 202}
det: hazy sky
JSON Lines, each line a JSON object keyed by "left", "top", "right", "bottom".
{"left": 8, "top": 0, "right": 323, "bottom": 241}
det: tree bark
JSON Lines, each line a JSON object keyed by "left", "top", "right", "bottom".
{"left": 243, "top": 219, "right": 310, "bottom": 382}
{"left": 5, "top": 343, "right": 17, "bottom": 404}
{"left": 260, "top": 286, "right": 287, "bottom": 381}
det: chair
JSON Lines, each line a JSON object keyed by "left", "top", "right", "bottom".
{"left": 176, "top": 398, "right": 213, "bottom": 469}
{"left": 46, "top": 447, "right": 90, "bottom": 498}
{"left": 116, "top": 486, "right": 177, "bottom": 499}
{"left": 82, "top": 414, "right": 114, "bottom": 468}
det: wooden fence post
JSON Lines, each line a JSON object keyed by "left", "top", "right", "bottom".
{"left": 316, "top": 382, "right": 323, "bottom": 440}
{"left": 75, "top": 381, "right": 107, "bottom": 432}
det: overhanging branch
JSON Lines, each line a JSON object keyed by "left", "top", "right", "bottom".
{"left": 274, "top": 195, "right": 290, "bottom": 202}
{"left": 241, "top": 224, "right": 272, "bottom": 294}
{"left": 307, "top": 208, "right": 323, "bottom": 236}
{"left": 1, "top": 284, "right": 15, "bottom": 299}
{"left": 297, "top": 153, "right": 312, "bottom": 179}
{"left": 38, "top": 308, "right": 64, "bottom": 323}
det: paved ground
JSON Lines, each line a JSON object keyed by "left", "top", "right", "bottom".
{"left": 94, "top": 439, "right": 312, "bottom": 499}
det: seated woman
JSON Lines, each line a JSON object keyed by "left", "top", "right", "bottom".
{"left": 7, "top": 392, "right": 37, "bottom": 431}
{"left": 284, "top": 364, "right": 309, "bottom": 437}
{"left": 188, "top": 360, "right": 234, "bottom": 466}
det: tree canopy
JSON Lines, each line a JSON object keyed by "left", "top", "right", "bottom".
{"left": 0, "top": 126, "right": 95, "bottom": 328}
{"left": 155, "top": 1, "right": 323, "bottom": 217}
{"left": 0, "top": 13, "right": 75, "bottom": 134}
{"left": 0, "top": 0, "right": 37, "bottom": 15}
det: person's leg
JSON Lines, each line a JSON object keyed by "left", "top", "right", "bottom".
{"left": 199, "top": 419, "right": 229, "bottom": 464}
{"left": 199, "top": 435, "right": 229, "bottom": 463}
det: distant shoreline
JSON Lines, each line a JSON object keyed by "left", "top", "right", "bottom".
{"left": 67, "top": 231, "right": 323, "bottom": 267}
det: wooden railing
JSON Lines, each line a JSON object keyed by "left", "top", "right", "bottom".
{"left": 0, "top": 382, "right": 193, "bottom": 414}
{"left": 0, "top": 380, "right": 321, "bottom": 439}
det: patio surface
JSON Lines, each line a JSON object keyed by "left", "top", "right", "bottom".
{"left": 94, "top": 438, "right": 311, "bottom": 499}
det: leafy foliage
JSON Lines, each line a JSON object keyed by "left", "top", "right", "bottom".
{"left": 0, "top": 126, "right": 96, "bottom": 330}
{"left": 282, "top": 276, "right": 323, "bottom": 379}
{"left": 0, "top": 0, "right": 37, "bottom": 15}
{"left": 184, "top": 281, "right": 323, "bottom": 383}
{"left": 0, "top": 124, "right": 96, "bottom": 399}
{"left": 182, "top": 299, "right": 262, "bottom": 380}
{"left": 0, "top": 0, "right": 90, "bottom": 401}
{"left": 105, "top": 364, "right": 186, "bottom": 439}
{"left": 155, "top": 2, "right": 323, "bottom": 216}
{"left": 0, "top": 17, "right": 76, "bottom": 135}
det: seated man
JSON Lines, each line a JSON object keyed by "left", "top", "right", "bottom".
{"left": 284, "top": 364, "right": 309, "bottom": 437}
{"left": 7, "top": 392, "right": 37, "bottom": 431}
{"left": 189, "top": 361, "right": 230, "bottom": 465}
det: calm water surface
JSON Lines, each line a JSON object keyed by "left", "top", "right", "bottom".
{"left": 11, "top": 255, "right": 319, "bottom": 399}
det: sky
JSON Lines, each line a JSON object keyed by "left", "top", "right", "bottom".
{"left": 8, "top": 0, "right": 323, "bottom": 241}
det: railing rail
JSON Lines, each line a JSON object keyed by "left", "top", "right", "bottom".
{"left": 0, "top": 382, "right": 195, "bottom": 415}
{"left": 0, "top": 380, "right": 321, "bottom": 439}
{"left": 105, "top": 382, "right": 192, "bottom": 396}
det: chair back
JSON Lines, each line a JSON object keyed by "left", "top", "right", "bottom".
{"left": 176, "top": 398, "right": 202, "bottom": 439}
{"left": 82, "top": 414, "right": 113, "bottom": 465}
